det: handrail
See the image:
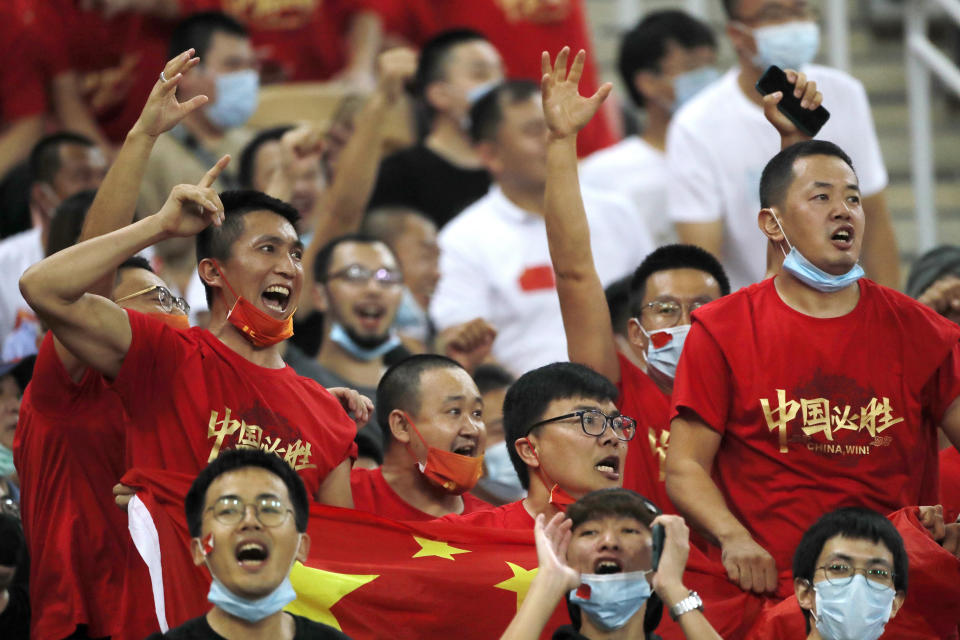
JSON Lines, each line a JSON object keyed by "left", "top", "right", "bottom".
{"left": 905, "top": 0, "right": 960, "bottom": 254}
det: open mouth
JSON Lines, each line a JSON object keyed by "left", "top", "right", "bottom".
{"left": 452, "top": 442, "right": 478, "bottom": 457}
{"left": 593, "top": 558, "right": 623, "bottom": 574}
{"left": 830, "top": 227, "right": 854, "bottom": 250}
{"left": 594, "top": 455, "right": 620, "bottom": 480}
{"left": 235, "top": 541, "right": 269, "bottom": 568}
{"left": 261, "top": 285, "right": 291, "bottom": 313}
{"left": 353, "top": 303, "right": 387, "bottom": 330}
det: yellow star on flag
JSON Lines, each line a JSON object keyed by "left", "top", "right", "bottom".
{"left": 411, "top": 535, "right": 471, "bottom": 560}
{"left": 494, "top": 561, "right": 539, "bottom": 610}
{"left": 285, "top": 562, "right": 379, "bottom": 630}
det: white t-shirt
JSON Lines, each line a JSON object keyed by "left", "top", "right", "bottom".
{"left": 665, "top": 65, "right": 888, "bottom": 290}
{"left": 0, "top": 227, "right": 43, "bottom": 348}
{"left": 431, "top": 185, "right": 654, "bottom": 376}
{"left": 580, "top": 136, "right": 676, "bottom": 247}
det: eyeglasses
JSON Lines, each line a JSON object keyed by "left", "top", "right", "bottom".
{"left": 817, "top": 562, "right": 895, "bottom": 590}
{"left": 527, "top": 409, "right": 637, "bottom": 441}
{"left": 640, "top": 300, "right": 708, "bottom": 327}
{"left": 205, "top": 496, "right": 293, "bottom": 528}
{"left": 327, "top": 264, "right": 403, "bottom": 287}
{"left": 115, "top": 285, "right": 190, "bottom": 315}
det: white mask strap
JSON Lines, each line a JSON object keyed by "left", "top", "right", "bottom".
{"left": 769, "top": 209, "right": 793, "bottom": 258}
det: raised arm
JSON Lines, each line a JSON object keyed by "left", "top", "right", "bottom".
{"left": 541, "top": 48, "right": 620, "bottom": 382}
{"left": 760, "top": 68, "right": 820, "bottom": 150}
{"left": 20, "top": 158, "right": 228, "bottom": 379}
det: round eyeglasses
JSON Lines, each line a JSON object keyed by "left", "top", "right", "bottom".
{"left": 327, "top": 264, "right": 403, "bottom": 287}
{"left": 817, "top": 562, "right": 895, "bottom": 590}
{"left": 640, "top": 299, "right": 709, "bottom": 327}
{"left": 115, "top": 285, "right": 190, "bottom": 315}
{"left": 527, "top": 409, "right": 637, "bottom": 441}
{"left": 206, "top": 496, "right": 293, "bottom": 528}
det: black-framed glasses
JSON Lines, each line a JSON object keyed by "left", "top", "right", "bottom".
{"left": 527, "top": 409, "right": 637, "bottom": 441}
{"left": 327, "top": 264, "right": 403, "bottom": 287}
{"left": 205, "top": 496, "right": 292, "bottom": 528}
{"left": 640, "top": 299, "right": 709, "bottom": 327}
{"left": 115, "top": 285, "right": 190, "bottom": 315}
{"left": 817, "top": 562, "right": 895, "bottom": 591}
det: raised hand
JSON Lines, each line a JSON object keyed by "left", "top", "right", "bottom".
{"left": 649, "top": 515, "right": 691, "bottom": 596}
{"left": 131, "top": 49, "right": 209, "bottom": 139}
{"left": 761, "top": 68, "right": 822, "bottom": 148}
{"left": 327, "top": 387, "right": 375, "bottom": 426}
{"left": 442, "top": 318, "right": 496, "bottom": 374}
{"left": 540, "top": 47, "right": 612, "bottom": 140}
{"left": 155, "top": 155, "right": 229, "bottom": 237}
{"left": 534, "top": 512, "right": 580, "bottom": 592}
{"left": 376, "top": 47, "right": 418, "bottom": 104}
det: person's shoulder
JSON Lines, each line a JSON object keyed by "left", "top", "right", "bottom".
{"left": 147, "top": 614, "right": 212, "bottom": 639}
{"left": 580, "top": 137, "right": 652, "bottom": 173}
{"left": 862, "top": 279, "right": 960, "bottom": 338}
{"left": 0, "top": 226, "right": 40, "bottom": 261}
{"left": 291, "top": 612, "right": 354, "bottom": 639}
{"left": 804, "top": 63, "right": 866, "bottom": 93}
{"left": 438, "top": 190, "right": 500, "bottom": 241}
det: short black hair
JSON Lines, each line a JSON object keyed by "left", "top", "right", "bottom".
{"left": 313, "top": 232, "right": 394, "bottom": 284}
{"left": 185, "top": 448, "right": 309, "bottom": 538}
{"left": 376, "top": 354, "right": 465, "bottom": 448}
{"left": 605, "top": 275, "right": 633, "bottom": 337}
{"left": 45, "top": 189, "right": 97, "bottom": 256}
{"left": 629, "top": 244, "right": 730, "bottom": 317}
{"left": 905, "top": 245, "right": 960, "bottom": 299}
{"left": 238, "top": 125, "right": 294, "bottom": 189}
{"left": 196, "top": 190, "right": 300, "bottom": 307}
{"left": 472, "top": 363, "right": 515, "bottom": 395}
{"left": 469, "top": 79, "right": 539, "bottom": 144}
{"left": 415, "top": 29, "right": 489, "bottom": 120}
{"left": 28, "top": 132, "right": 95, "bottom": 186}
{"left": 169, "top": 11, "right": 248, "bottom": 61}
{"left": 118, "top": 255, "right": 155, "bottom": 274}
{"left": 503, "top": 362, "right": 618, "bottom": 489}
{"left": 759, "top": 140, "right": 857, "bottom": 209}
{"left": 361, "top": 207, "right": 435, "bottom": 252}
{"left": 618, "top": 10, "right": 716, "bottom": 108}
{"left": 793, "top": 507, "right": 907, "bottom": 628}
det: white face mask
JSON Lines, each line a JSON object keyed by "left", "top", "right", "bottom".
{"left": 738, "top": 20, "right": 821, "bottom": 71}
{"left": 634, "top": 321, "right": 691, "bottom": 381}
{"left": 813, "top": 575, "right": 895, "bottom": 640}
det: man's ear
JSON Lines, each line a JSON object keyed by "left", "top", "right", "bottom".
{"left": 627, "top": 317, "right": 648, "bottom": 355}
{"left": 794, "top": 577, "right": 815, "bottom": 613}
{"left": 890, "top": 590, "right": 906, "bottom": 619}
{"left": 633, "top": 70, "right": 659, "bottom": 104}
{"left": 296, "top": 532, "right": 311, "bottom": 564}
{"left": 29, "top": 182, "right": 59, "bottom": 226}
{"left": 388, "top": 409, "right": 412, "bottom": 444}
{"left": 758, "top": 207, "right": 785, "bottom": 243}
{"left": 197, "top": 258, "right": 222, "bottom": 291}
{"left": 515, "top": 436, "right": 540, "bottom": 470}
{"left": 312, "top": 284, "right": 330, "bottom": 314}
{"left": 191, "top": 537, "right": 206, "bottom": 567}
{"left": 425, "top": 81, "right": 452, "bottom": 114}
{"left": 726, "top": 21, "right": 756, "bottom": 60}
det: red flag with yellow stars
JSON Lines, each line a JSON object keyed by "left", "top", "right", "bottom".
{"left": 121, "top": 469, "right": 569, "bottom": 639}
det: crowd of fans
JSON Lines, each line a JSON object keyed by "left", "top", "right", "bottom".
{"left": 1, "top": 0, "right": 960, "bottom": 639}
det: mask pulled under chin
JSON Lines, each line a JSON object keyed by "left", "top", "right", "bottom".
{"left": 406, "top": 412, "right": 484, "bottom": 494}
{"left": 527, "top": 440, "right": 577, "bottom": 511}
{"left": 328, "top": 322, "right": 401, "bottom": 361}
{"left": 569, "top": 571, "right": 652, "bottom": 631}
{"left": 207, "top": 575, "right": 297, "bottom": 623}
{"left": 214, "top": 262, "right": 294, "bottom": 348}
{"left": 771, "top": 211, "right": 864, "bottom": 293}
{"left": 147, "top": 312, "right": 191, "bottom": 331}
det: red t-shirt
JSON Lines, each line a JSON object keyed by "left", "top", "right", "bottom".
{"left": 941, "top": 447, "right": 960, "bottom": 523}
{"left": 351, "top": 466, "right": 492, "bottom": 520}
{"left": 12, "top": 333, "right": 135, "bottom": 639}
{"left": 0, "top": 0, "right": 48, "bottom": 122}
{"left": 112, "top": 310, "right": 357, "bottom": 497}
{"left": 616, "top": 353, "right": 675, "bottom": 514}
{"left": 438, "top": 498, "right": 535, "bottom": 529}
{"left": 671, "top": 278, "right": 960, "bottom": 581}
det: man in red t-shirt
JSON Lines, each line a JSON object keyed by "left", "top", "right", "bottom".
{"left": 445, "top": 360, "right": 633, "bottom": 529}
{"left": 664, "top": 136, "right": 960, "bottom": 636}
{"left": 351, "top": 354, "right": 491, "bottom": 520}
{"left": 537, "top": 48, "right": 729, "bottom": 515}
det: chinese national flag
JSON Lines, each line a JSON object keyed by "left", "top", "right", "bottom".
{"left": 121, "top": 469, "right": 569, "bottom": 639}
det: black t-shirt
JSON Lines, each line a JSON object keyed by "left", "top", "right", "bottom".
{"left": 146, "top": 613, "right": 352, "bottom": 639}
{"left": 368, "top": 144, "right": 491, "bottom": 229}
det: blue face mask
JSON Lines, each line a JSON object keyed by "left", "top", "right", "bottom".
{"left": 476, "top": 441, "right": 526, "bottom": 503}
{"left": 813, "top": 576, "right": 895, "bottom": 640}
{"left": 771, "top": 211, "right": 864, "bottom": 293}
{"left": 206, "top": 70, "right": 259, "bottom": 130}
{"left": 0, "top": 443, "right": 14, "bottom": 476}
{"left": 207, "top": 575, "right": 297, "bottom": 623}
{"left": 636, "top": 322, "right": 690, "bottom": 381}
{"left": 329, "top": 322, "right": 401, "bottom": 361}
{"left": 569, "top": 571, "right": 652, "bottom": 631}
{"left": 672, "top": 67, "right": 720, "bottom": 110}
{"left": 749, "top": 20, "right": 820, "bottom": 71}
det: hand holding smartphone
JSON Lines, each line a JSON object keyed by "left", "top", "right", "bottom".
{"left": 755, "top": 65, "right": 830, "bottom": 137}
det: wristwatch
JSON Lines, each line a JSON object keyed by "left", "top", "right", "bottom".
{"left": 669, "top": 591, "right": 704, "bottom": 621}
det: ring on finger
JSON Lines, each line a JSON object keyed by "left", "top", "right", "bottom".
{"left": 160, "top": 70, "right": 169, "bottom": 83}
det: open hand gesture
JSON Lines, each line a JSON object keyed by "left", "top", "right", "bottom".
{"left": 534, "top": 512, "right": 580, "bottom": 593}
{"left": 762, "top": 68, "right": 822, "bottom": 148}
{"left": 132, "top": 49, "right": 209, "bottom": 139}
{"left": 541, "top": 47, "right": 612, "bottom": 140}
{"left": 156, "top": 155, "right": 229, "bottom": 237}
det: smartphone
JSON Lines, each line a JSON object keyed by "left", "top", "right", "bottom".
{"left": 755, "top": 65, "right": 830, "bottom": 138}
{"left": 651, "top": 523, "right": 665, "bottom": 572}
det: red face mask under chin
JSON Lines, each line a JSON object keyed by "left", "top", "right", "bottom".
{"left": 524, "top": 438, "right": 576, "bottom": 511}
{"left": 147, "top": 312, "right": 191, "bottom": 331}
{"left": 404, "top": 412, "right": 483, "bottom": 495}
{"left": 212, "top": 261, "right": 294, "bottom": 348}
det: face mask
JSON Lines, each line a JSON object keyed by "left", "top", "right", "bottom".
{"left": 475, "top": 441, "right": 526, "bottom": 502}
{"left": 467, "top": 81, "right": 498, "bottom": 105}
{"left": 813, "top": 576, "right": 895, "bottom": 640}
{"left": 329, "top": 323, "right": 401, "bottom": 361}
{"left": 750, "top": 21, "right": 820, "bottom": 71}
{"left": 206, "top": 70, "right": 259, "bottom": 130}
{"left": 771, "top": 211, "right": 864, "bottom": 293}
{"left": 525, "top": 439, "right": 576, "bottom": 511}
{"left": 147, "top": 312, "right": 191, "bottom": 331}
{"left": 569, "top": 571, "right": 652, "bottom": 631}
{"left": 214, "top": 262, "right": 294, "bottom": 348}
{"left": 405, "top": 412, "right": 483, "bottom": 494}
{"left": 0, "top": 444, "right": 15, "bottom": 476}
{"left": 636, "top": 322, "right": 690, "bottom": 381}
{"left": 202, "top": 532, "right": 301, "bottom": 623}
{"left": 672, "top": 67, "right": 720, "bottom": 110}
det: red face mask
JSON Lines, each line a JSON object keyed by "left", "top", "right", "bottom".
{"left": 525, "top": 438, "right": 576, "bottom": 511}
{"left": 148, "top": 312, "right": 191, "bottom": 331}
{"left": 213, "top": 261, "right": 294, "bottom": 348}
{"left": 404, "top": 412, "right": 483, "bottom": 495}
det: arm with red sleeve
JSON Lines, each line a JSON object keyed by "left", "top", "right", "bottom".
{"left": 664, "top": 320, "right": 779, "bottom": 595}
{"left": 932, "top": 341, "right": 960, "bottom": 554}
